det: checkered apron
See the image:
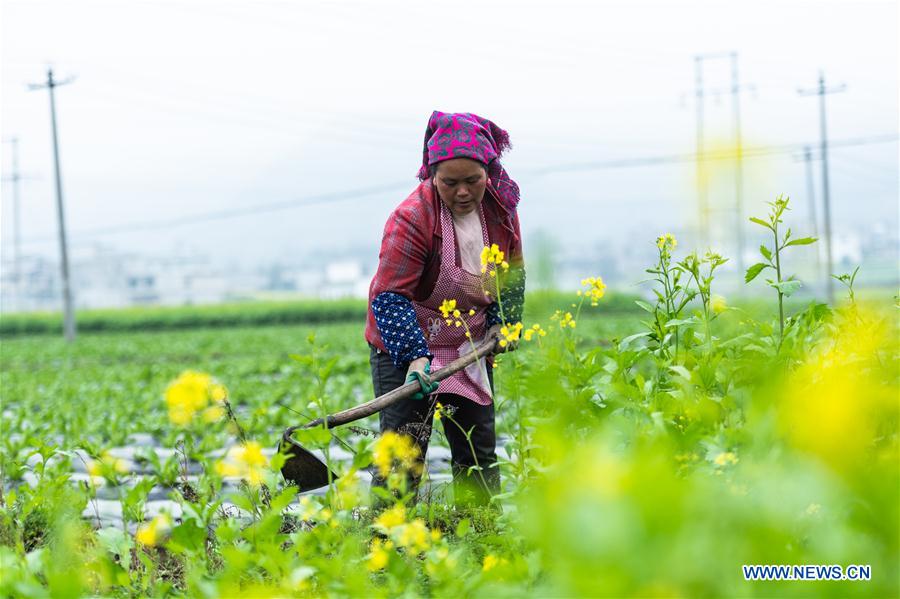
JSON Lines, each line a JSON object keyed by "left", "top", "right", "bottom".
{"left": 413, "top": 202, "right": 493, "bottom": 405}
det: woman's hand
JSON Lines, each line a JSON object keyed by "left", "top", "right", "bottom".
{"left": 405, "top": 357, "right": 438, "bottom": 400}
{"left": 487, "top": 324, "right": 518, "bottom": 354}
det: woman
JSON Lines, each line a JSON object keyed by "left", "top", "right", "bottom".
{"left": 365, "top": 111, "right": 525, "bottom": 505}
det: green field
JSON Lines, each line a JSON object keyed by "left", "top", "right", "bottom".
{"left": 1, "top": 245, "right": 897, "bottom": 597}
{"left": 0, "top": 310, "right": 641, "bottom": 448}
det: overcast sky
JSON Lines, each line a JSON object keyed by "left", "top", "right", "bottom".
{"left": 2, "top": 0, "right": 897, "bottom": 275}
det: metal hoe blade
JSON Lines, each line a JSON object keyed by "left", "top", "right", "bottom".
{"left": 278, "top": 426, "right": 338, "bottom": 493}
{"left": 278, "top": 336, "right": 498, "bottom": 493}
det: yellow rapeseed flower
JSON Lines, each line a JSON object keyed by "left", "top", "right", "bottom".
{"left": 711, "top": 294, "right": 727, "bottom": 314}
{"left": 439, "top": 299, "right": 457, "bottom": 318}
{"left": 134, "top": 525, "right": 156, "bottom": 547}
{"left": 87, "top": 460, "right": 102, "bottom": 477}
{"left": 214, "top": 460, "right": 239, "bottom": 477}
{"left": 483, "top": 554, "right": 500, "bottom": 572}
{"left": 656, "top": 233, "right": 677, "bottom": 252}
{"left": 210, "top": 383, "right": 228, "bottom": 403}
{"left": 522, "top": 323, "right": 547, "bottom": 342}
{"left": 374, "top": 504, "right": 407, "bottom": 531}
{"left": 396, "top": 519, "right": 431, "bottom": 553}
{"left": 580, "top": 276, "right": 607, "bottom": 306}
{"left": 297, "top": 496, "right": 322, "bottom": 520}
{"left": 713, "top": 451, "right": 738, "bottom": 467}
{"left": 779, "top": 311, "right": 895, "bottom": 474}
{"left": 335, "top": 470, "right": 363, "bottom": 509}
{"left": 372, "top": 432, "right": 420, "bottom": 478}
{"left": 498, "top": 322, "right": 524, "bottom": 348}
{"left": 367, "top": 538, "right": 392, "bottom": 571}
{"left": 554, "top": 311, "right": 575, "bottom": 329}
{"left": 215, "top": 441, "right": 269, "bottom": 487}
{"left": 89, "top": 451, "right": 129, "bottom": 477}
{"left": 201, "top": 405, "right": 225, "bottom": 423}
{"left": 164, "top": 370, "right": 228, "bottom": 427}
{"left": 480, "top": 244, "right": 508, "bottom": 273}
{"left": 135, "top": 513, "right": 173, "bottom": 547}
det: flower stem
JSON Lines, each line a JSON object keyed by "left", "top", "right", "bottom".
{"left": 443, "top": 412, "right": 492, "bottom": 501}
{"left": 774, "top": 227, "right": 784, "bottom": 343}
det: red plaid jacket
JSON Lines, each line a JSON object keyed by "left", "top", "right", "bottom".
{"left": 365, "top": 178, "right": 524, "bottom": 352}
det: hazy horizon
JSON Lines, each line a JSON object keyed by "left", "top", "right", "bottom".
{"left": 2, "top": 0, "right": 897, "bottom": 288}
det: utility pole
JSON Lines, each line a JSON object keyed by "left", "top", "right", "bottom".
{"left": 799, "top": 71, "right": 845, "bottom": 304}
{"left": 729, "top": 52, "right": 746, "bottom": 279}
{"left": 694, "top": 51, "right": 749, "bottom": 266}
{"left": 694, "top": 56, "right": 709, "bottom": 248}
{"left": 2, "top": 138, "right": 24, "bottom": 310}
{"left": 28, "top": 68, "right": 77, "bottom": 341}
{"left": 802, "top": 147, "right": 822, "bottom": 287}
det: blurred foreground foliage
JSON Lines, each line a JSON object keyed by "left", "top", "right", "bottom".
{"left": 1, "top": 214, "right": 897, "bottom": 597}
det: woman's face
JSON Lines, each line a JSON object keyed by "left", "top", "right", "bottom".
{"left": 433, "top": 158, "right": 488, "bottom": 218}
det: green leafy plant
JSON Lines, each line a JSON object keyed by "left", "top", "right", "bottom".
{"left": 745, "top": 194, "right": 818, "bottom": 342}
{"left": 639, "top": 233, "right": 698, "bottom": 360}
{"left": 832, "top": 266, "right": 860, "bottom": 303}
{"left": 677, "top": 250, "right": 729, "bottom": 357}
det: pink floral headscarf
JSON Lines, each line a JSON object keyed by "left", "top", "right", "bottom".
{"left": 416, "top": 111, "right": 520, "bottom": 211}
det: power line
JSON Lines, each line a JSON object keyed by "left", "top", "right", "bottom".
{"left": 14, "top": 133, "right": 897, "bottom": 247}
{"left": 520, "top": 133, "right": 897, "bottom": 176}
{"left": 829, "top": 162, "right": 899, "bottom": 191}
{"left": 83, "top": 80, "right": 414, "bottom": 152}
{"left": 830, "top": 154, "right": 900, "bottom": 179}
{"left": 20, "top": 180, "right": 413, "bottom": 244}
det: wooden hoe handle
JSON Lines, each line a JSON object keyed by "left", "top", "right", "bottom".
{"left": 283, "top": 335, "right": 499, "bottom": 436}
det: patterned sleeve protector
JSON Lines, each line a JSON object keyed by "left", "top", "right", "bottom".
{"left": 372, "top": 291, "right": 432, "bottom": 368}
{"left": 486, "top": 267, "right": 526, "bottom": 328}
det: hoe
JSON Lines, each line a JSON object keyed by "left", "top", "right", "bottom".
{"left": 279, "top": 335, "right": 499, "bottom": 492}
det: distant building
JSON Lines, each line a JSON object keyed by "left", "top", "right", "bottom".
{"left": 1, "top": 246, "right": 254, "bottom": 312}
{"left": 1, "top": 222, "right": 892, "bottom": 315}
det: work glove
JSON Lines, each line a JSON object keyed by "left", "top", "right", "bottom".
{"left": 405, "top": 360, "right": 439, "bottom": 400}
